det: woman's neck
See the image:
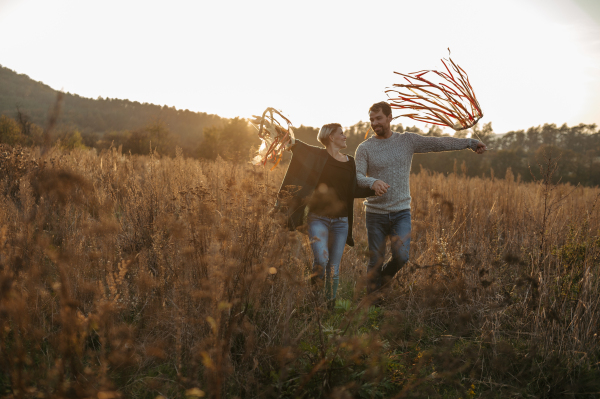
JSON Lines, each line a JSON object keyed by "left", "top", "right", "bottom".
{"left": 326, "top": 145, "right": 345, "bottom": 161}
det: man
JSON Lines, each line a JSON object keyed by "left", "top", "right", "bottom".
{"left": 355, "top": 101, "right": 486, "bottom": 297}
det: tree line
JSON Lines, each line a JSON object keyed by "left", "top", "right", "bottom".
{"left": 410, "top": 122, "right": 600, "bottom": 186}
{"left": 2, "top": 106, "right": 599, "bottom": 186}
{"left": 291, "top": 120, "right": 600, "bottom": 186}
{"left": 2, "top": 64, "right": 599, "bottom": 186}
{"left": 0, "top": 64, "right": 225, "bottom": 155}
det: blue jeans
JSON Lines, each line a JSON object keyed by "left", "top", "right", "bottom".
{"left": 307, "top": 213, "right": 349, "bottom": 301}
{"left": 365, "top": 209, "right": 411, "bottom": 293}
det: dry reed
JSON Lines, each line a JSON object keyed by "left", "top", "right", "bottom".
{"left": 0, "top": 144, "right": 598, "bottom": 398}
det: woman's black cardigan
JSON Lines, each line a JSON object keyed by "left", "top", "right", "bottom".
{"left": 276, "top": 140, "right": 375, "bottom": 247}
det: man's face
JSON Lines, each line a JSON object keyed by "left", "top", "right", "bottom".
{"left": 369, "top": 109, "right": 392, "bottom": 136}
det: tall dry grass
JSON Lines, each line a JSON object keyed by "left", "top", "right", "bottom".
{"left": 0, "top": 144, "right": 598, "bottom": 398}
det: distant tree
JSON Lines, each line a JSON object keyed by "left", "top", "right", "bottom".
{"left": 197, "top": 126, "right": 220, "bottom": 160}
{"left": 454, "top": 128, "right": 469, "bottom": 138}
{"left": 488, "top": 148, "right": 529, "bottom": 181}
{"left": 532, "top": 145, "right": 578, "bottom": 184}
{"left": 16, "top": 109, "right": 43, "bottom": 146}
{"left": 425, "top": 125, "right": 444, "bottom": 137}
{"left": 0, "top": 65, "right": 225, "bottom": 151}
{"left": 0, "top": 115, "right": 22, "bottom": 145}
{"left": 59, "top": 130, "right": 86, "bottom": 150}
{"left": 405, "top": 125, "right": 424, "bottom": 134}
{"left": 122, "top": 120, "right": 175, "bottom": 156}
{"left": 493, "top": 130, "right": 525, "bottom": 150}
{"left": 196, "top": 118, "right": 259, "bottom": 162}
{"left": 81, "top": 131, "right": 100, "bottom": 148}
{"left": 293, "top": 125, "right": 321, "bottom": 148}
{"left": 343, "top": 121, "right": 368, "bottom": 138}
{"left": 146, "top": 120, "right": 174, "bottom": 156}
{"left": 95, "top": 130, "right": 129, "bottom": 151}
{"left": 470, "top": 122, "right": 494, "bottom": 141}
{"left": 122, "top": 130, "right": 150, "bottom": 155}
{"left": 391, "top": 123, "right": 405, "bottom": 133}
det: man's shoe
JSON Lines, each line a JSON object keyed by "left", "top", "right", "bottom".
{"left": 327, "top": 299, "right": 335, "bottom": 311}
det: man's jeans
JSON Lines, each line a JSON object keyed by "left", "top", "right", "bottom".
{"left": 307, "top": 213, "right": 349, "bottom": 301}
{"left": 365, "top": 209, "right": 411, "bottom": 293}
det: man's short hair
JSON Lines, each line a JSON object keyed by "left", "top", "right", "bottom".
{"left": 369, "top": 101, "right": 392, "bottom": 117}
{"left": 317, "top": 123, "right": 342, "bottom": 146}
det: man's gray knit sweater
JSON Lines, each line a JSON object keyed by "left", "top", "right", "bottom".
{"left": 355, "top": 132, "right": 478, "bottom": 214}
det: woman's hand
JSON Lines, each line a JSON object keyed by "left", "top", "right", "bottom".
{"left": 282, "top": 134, "right": 296, "bottom": 151}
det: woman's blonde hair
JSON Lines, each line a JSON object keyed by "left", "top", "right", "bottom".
{"left": 317, "top": 123, "right": 342, "bottom": 146}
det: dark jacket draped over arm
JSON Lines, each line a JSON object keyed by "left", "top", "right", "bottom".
{"left": 276, "top": 140, "right": 374, "bottom": 247}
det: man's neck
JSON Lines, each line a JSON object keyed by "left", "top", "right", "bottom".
{"left": 374, "top": 129, "right": 393, "bottom": 140}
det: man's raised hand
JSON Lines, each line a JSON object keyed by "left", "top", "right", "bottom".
{"left": 372, "top": 180, "right": 390, "bottom": 196}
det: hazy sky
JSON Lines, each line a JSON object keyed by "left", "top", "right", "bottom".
{"left": 1, "top": 0, "right": 599, "bottom": 134}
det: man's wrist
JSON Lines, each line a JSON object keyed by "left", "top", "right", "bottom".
{"left": 469, "top": 138, "right": 478, "bottom": 151}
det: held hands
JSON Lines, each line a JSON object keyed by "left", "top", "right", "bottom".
{"left": 371, "top": 180, "right": 390, "bottom": 196}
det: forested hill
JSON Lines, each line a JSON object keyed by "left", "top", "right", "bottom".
{"left": 0, "top": 64, "right": 225, "bottom": 150}
{"left": 2, "top": 65, "right": 600, "bottom": 187}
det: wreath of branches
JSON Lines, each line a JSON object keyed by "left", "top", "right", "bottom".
{"left": 385, "top": 49, "right": 483, "bottom": 132}
{"left": 250, "top": 107, "right": 295, "bottom": 168}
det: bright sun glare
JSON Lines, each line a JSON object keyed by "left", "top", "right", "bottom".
{"left": 0, "top": 0, "right": 599, "bottom": 133}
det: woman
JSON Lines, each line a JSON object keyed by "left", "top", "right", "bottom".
{"left": 276, "top": 123, "right": 375, "bottom": 307}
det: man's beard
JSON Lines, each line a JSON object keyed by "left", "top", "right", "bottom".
{"left": 373, "top": 126, "right": 386, "bottom": 136}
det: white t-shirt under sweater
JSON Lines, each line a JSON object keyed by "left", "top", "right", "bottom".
{"left": 355, "top": 132, "right": 478, "bottom": 214}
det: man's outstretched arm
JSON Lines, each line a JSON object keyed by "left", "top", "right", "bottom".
{"left": 408, "top": 132, "right": 486, "bottom": 154}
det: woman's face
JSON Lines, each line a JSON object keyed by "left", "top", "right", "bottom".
{"left": 329, "top": 128, "right": 347, "bottom": 149}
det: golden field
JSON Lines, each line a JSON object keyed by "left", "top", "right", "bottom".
{"left": 0, "top": 144, "right": 599, "bottom": 398}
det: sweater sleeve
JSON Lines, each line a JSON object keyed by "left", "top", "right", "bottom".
{"left": 408, "top": 133, "right": 479, "bottom": 154}
{"left": 355, "top": 144, "right": 378, "bottom": 189}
